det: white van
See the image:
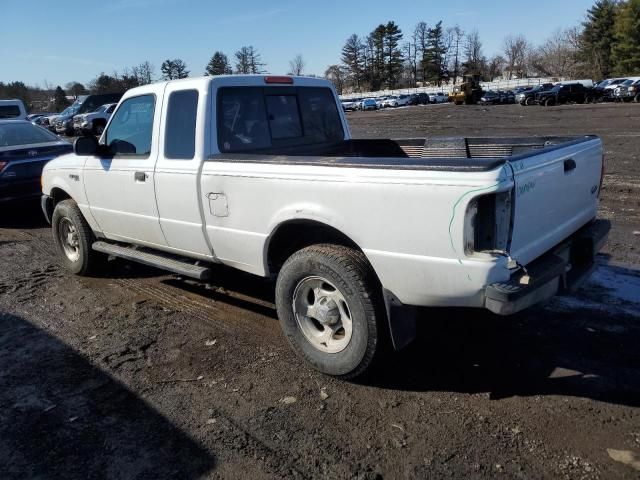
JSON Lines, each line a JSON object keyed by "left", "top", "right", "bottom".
{"left": 0, "top": 99, "right": 27, "bottom": 120}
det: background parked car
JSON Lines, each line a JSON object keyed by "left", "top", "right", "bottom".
{"left": 341, "top": 98, "right": 359, "bottom": 111}
{"left": 517, "top": 84, "right": 555, "bottom": 105}
{"left": 593, "top": 78, "right": 628, "bottom": 102}
{"left": 0, "top": 120, "right": 72, "bottom": 203}
{"left": 73, "top": 103, "right": 117, "bottom": 135}
{"left": 416, "top": 93, "right": 430, "bottom": 105}
{"left": 614, "top": 78, "right": 640, "bottom": 102}
{"left": 0, "top": 100, "right": 27, "bottom": 120}
{"left": 360, "top": 98, "right": 378, "bottom": 111}
{"left": 480, "top": 91, "right": 501, "bottom": 105}
{"left": 429, "top": 92, "right": 449, "bottom": 104}
{"left": 536, "top": 83, "right": 590, "bottom": 106}
{"left": 54, "top": 92, "right": 123, "bottom": 136}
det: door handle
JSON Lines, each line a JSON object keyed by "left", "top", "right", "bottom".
{"left": 564, "top": 159, "right": 577, "bottom": 173}
{"left": 134, "top": 171, "right": 147, "bottom": 182}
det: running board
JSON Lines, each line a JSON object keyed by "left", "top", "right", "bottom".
{"left": 92, "top": 241, "right": 212, "bottom": 281}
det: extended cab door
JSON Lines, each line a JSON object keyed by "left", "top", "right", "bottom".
{"left": 154, "top": 80, "right": 215, "bottom": 259}
{"left": 83, "top": 91, "right": 167, "bottom": 247}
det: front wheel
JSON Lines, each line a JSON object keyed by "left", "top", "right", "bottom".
{"left": 545, "top": 98, "right": 555, "bottom": 107}
{"left": 52, "top": 199, "right": 104, "bottom": 275}
{"left": 275, "top": 244, "right": 384, "bottom": 378}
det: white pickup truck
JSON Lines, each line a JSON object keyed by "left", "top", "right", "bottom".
{"left": 41, "top": 75, "right": 610, "bottom": 378}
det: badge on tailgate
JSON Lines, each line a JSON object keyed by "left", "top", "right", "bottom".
{"left": 207, "top": 192, "right": 229, "bottom": 217}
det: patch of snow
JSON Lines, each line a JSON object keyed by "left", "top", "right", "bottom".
{"left": 546, "top": 264, "right": 640, "bottom": 317}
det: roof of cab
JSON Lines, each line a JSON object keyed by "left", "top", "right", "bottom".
{"left": 120, "top": 75, "right": 334, "bottom": 99}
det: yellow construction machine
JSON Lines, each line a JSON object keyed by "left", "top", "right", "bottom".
{"left": 450, "top": 74, "right": 483, "bottom": 105}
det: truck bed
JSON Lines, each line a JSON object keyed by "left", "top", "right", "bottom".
{"left": 209, "top": 136, "right": 597, "bottom": 172}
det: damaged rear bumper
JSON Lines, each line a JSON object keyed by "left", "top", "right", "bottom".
{"left": 485, "top": 219, "right": 611, "bottom": 315}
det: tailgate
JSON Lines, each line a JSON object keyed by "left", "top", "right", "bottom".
{"left": 508, "top": 137, "right": 603, "bottom": 265}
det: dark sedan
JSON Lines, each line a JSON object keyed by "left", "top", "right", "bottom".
{"left": 0, "top": 120, "right": 72, "bottom": 203}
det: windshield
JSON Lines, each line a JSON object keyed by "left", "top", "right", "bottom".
{"left": 0, "top": 122, "right": 60, "bottom": 147}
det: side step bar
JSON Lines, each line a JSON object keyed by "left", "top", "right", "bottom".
{"left": 92, "top": 241, "right": 212, "bottom": 281}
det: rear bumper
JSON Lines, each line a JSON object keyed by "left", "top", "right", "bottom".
{"left": 485, "top": 219, "right": 611, "bottom": 315}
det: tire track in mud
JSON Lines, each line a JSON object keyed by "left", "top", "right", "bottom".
{"left": 4, "top": 229, "right": 280, "bottom": 339}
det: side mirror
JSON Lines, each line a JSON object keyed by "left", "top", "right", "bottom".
{"left": 74, "top": 136, "right": 99, "bottom": 156}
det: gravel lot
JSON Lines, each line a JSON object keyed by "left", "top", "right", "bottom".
{"left": 1, "top": 102, "right": 639, "bottom": 479}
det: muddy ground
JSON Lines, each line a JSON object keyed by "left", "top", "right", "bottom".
{"left": 1, "top": 103, "right": 639, "bottom": 479}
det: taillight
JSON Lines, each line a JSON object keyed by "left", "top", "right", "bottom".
{"left": 598, "top": 153, "right": 605, "bottom": 198}
{"left": 0, "top": 161, "right": 7, "bottom": 173}
{"left": 464, "top": 191, "right": 512, "bottom": 255}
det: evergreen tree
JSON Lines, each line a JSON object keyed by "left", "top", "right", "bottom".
{"left": 368, "top": 25, "right": 386, "bottom": 90}
{"left": 341, "top": 34, "right": 365, "bottom": 90}
{"left": 612, "top": 0, "right": 640, "bottom": 74}
{"left": 161, "top": 59, "right": 189, "bottom": 80}
{"left": 205, "top": 51, "right": 232, "bottom": 76}
{"left": 53, "top": 86, "right": 69, "bottom": 111}
{"left": 383, "top": 21, "right": 404, "bottom": 89}
{"left": 580, "top": 0, "right": 619, "bottom": 79}
{"left": 423, "top": 21, "right": 447, "bottom": 85}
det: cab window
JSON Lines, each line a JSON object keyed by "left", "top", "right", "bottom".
{"left": 104, "top": 94, "right": 155, "bottom": 157}
{"left": 218, "top": 87, "right": 344, "bottom": 153}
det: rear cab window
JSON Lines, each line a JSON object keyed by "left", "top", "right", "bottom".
{"left": 0, "top": 105, "right": 22, "bottom": 119}
{"left": 217, "top": 87, "right": 344, "bottom": 153}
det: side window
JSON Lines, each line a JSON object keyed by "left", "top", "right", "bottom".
{"left": 107, "top": 104, "right": 116, "bottom": 114}
{"left": 164, "top": 90, "right": 199, "bottom": 159}
{"left": 104, "top": 94, "right": 155, "bottom": 157}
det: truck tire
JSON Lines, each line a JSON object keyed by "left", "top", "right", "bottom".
{"left": 52, "top": 199, "right": 103, "bottom": 276}
{"left": 275, "top": 244, "right": 384, "bottom": 379}
{"left": 525, "top": 97, "right": 534, "bottom": 106}
{"left": 545, "top": 98, "right": 555, "bottom": 107}
{"left": 635, "top": 93, "right": 640, "bottom": 103}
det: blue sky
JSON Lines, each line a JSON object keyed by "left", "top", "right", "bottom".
{"left": 1, "top": 0, "right": 595, "bottom": 87}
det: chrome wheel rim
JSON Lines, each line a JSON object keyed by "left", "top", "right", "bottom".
{"left": 292, "top": 276, "right": 353, "bottom": 354}
{"left": 58, "top": 217, "right": 80, "bottom": 262}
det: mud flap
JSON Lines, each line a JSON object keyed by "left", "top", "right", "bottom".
{"left": 383, "top": 289, "right": 417, "bottom": 351}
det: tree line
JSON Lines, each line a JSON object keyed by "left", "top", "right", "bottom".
{"left": 325, "top": 0, "right": 640, "bottom": 93}
{"left": 3, "top": 0, "right": 639, "bottom": 109}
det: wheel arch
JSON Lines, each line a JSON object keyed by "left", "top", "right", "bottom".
{"left": 265, "top": 219, "right": 363, "bottom": 277}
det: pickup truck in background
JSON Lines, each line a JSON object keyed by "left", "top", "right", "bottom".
{"left": 536, "top": 83, "right": 592, "bottom": 106}
{"left": 41, "top": 75, "right": 610, "bottom": 378}
{"left": 73, "top": 103, "right": 117, "bottom": 135}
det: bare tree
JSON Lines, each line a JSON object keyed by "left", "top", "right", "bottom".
{"left": 530, "top": 28, "right": 582, "bottom": 78}
{"left": 448, "top": 26, "right": 465, "bottom": 84}
{"left": 503, "top": 34, "right": 530, "bottom": 79}
{"left": 463, "top": 29, "right": 485, "bottom": 75}
{"left": 132, "top": 61, "right": 154, "bottom": 85}
{"left": 235, "top": 46, "right": 265, "bottom": 74}
{"left": 288, "top": 54, "right": 306, "bottom": 76}
{"left": 324, "top": 64, "right": 347, "bottom": 94}
{"left": 414, "top": 22, "right": 429, "bottom": 84}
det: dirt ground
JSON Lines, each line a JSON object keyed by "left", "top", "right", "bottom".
{"left": 1, "top": 103, "right": 639, "bottom": 479}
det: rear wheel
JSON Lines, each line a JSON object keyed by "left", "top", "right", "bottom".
{"left": 545, "top": 98, "right": 555, "bottom": 107}
{"left": 275, "top": 244, "right": 384, "bottom": 379}
{"left": 52, "top": 199, "right": 104, "bottom": 276}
